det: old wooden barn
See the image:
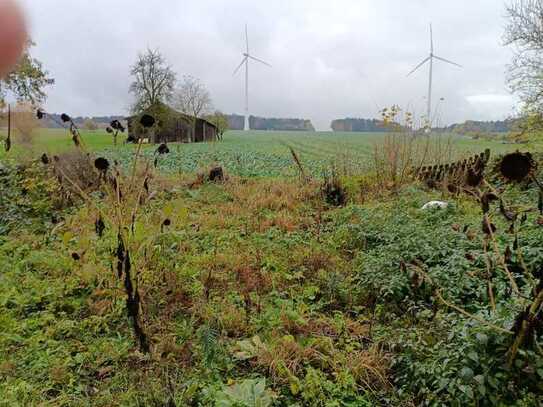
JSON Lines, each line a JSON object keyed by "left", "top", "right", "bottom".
{"left": 126, "top": 103, "right": 218, "bottom": 144}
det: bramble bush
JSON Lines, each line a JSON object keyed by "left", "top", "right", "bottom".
{"left": 328, "top": 185, "right": 543, "bottom": 406}
{"left": 0, "top": 160, "right": 62, "bottom": 235}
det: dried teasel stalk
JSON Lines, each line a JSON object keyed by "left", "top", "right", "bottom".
{"left": 5, "top": 104, "right": 11, "bottom": 152}
{"left": 116, "top": 233, "right": 149, "bottom": 353}
{"left": 95, "top": 216, "right": 105, "bottom": 238}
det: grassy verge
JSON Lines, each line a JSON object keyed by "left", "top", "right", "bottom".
{"left": 1, "top": 154, "right": 542, "bottom": 405}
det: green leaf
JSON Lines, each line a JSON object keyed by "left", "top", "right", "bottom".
{"left": 233, "top": 336, "right": 266, "bottom": 361}
{"left": 217, "top": 378, "right": 276, "bottom": 407}
{"left": 474, "top": 374, "right": 485, "bottom": 385}
{"left": 467, "top": 352, "right": 479, "bottom": 363}
{"left": 163, "top": 203, "right": 174, "bottom": 217}
{"left": 62, "top": 231, "right": 73, "bottom": 246}
{"left": 475, "top": 333, "right": 488, "bottom": 345}
{"left": 460, "top": 367, "right": 474, "bottom": 381}
{"left": 289, "top": 378, "right": 301, "bottom": 395}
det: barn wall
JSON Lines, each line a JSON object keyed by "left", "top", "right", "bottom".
{"left": 127, "top": 111, "right": 217, "bottom": 144}
{"left": 204, "top": 122, "right": 216, "bottom": 141}
{"left": 194, "top": 120, "right": 204, "bottom": 143}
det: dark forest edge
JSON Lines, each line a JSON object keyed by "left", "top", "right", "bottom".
{"left": 32, "top": 115, "right": 525, "bottom": 136}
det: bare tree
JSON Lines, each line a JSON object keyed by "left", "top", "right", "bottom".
{"left": 504, "top": 1, "right": 543, "bottom": 112}
{"left": 129, "top": 48, "right": 176, "bottom": 113}
{"left": 173, "top": 75, "right": 212, "bottom": 141}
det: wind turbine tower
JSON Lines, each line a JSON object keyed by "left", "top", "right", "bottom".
{"left": 407, "top": 24, "right": 462, "bottom": 127}
{"left": 233, "top": 25, "right": 271, "bottom": 131}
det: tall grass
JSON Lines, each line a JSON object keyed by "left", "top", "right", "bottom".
{"left": 371, "top": 105, "right": 456, "bottom": 192}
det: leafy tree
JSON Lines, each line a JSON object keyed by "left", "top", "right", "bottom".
{"left": 0, "top": 41, "right": 53, "bottom": 106}
{"left": 129, "top": 48, "right": 176, "bottom": 113}
{"left": 205, "top": 110, "right": 229, "bottom": 140}
{"left": 173, "top": 75, "right": 212, "bottom": 141}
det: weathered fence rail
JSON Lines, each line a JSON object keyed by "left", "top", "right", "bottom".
{"left": 415, "top": 148, "right": 491, "bottom": 188}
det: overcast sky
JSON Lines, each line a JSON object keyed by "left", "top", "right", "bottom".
{"left": 18, "top": 0, "right": 516, "bottom": 130}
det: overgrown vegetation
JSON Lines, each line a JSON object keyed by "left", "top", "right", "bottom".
{"left": 1, "top": 116, "right": 543, "bottom": 405}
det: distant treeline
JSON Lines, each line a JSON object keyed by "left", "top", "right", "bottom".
{"left": 331, "top": 117, "right": 520, "bottom": 135}
{"left": 331, "top": 118, "right": 390, "bottom": 132}
{"left": 434, "top": 119, "right": 519, "bottom": 135}
{"left": 40, "top": 113, "right": 316, "bottom": 132}
{"left": 227, "top": 114, "right": 315, "bottom": 131}
{"left": 38, "top": 113, "right": 519, "bottom": 136}
{"left": 41, "top": 114, "right": 126, "bottom": 129}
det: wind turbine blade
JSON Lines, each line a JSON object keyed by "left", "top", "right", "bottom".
{"left": 248, "top": 55, "right": 272, "bottom": 67}
{"left": 407, "top": 56, "right": 431, "bottom": 77}
{"left": 430, "top": 23, "right": 433, "bottom": 54}
{"left": 433, "top": 55, "right": 462, "bottom": 68}
{"left": 233, "top": 57, "right": 248, "bottom": 75}
{"left": 245, "top": 24, "right": 249, "bottom": 54}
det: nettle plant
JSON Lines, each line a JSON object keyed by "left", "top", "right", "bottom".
{"left": 404, "top": 151, "right": 543, "bottom": 402}
{"left": 488, "top": 152, "right": 543, "bottom": 365}
{"left": 36, "top": 110, "right": 170, "bottom": 353}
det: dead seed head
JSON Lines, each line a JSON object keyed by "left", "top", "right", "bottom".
{"left": 209, "top": 166, "right": 224, "bottom": 182}
{"left": 156, "top": 143, "right": 170, "bottom": 155}
{"left": 140, "top": 114, "right": 155, "bottom": 128}
{"left": 110, "top": 120, "right": 125, "bottom": 132}
{"left": 60, "top": 113, "right": 71, "bottom": 123}
{"left": 466, "top": 168, "right": 484, "bottom": 187}
{"left": 94, "top": 157, "right": 110, "bottom": 173}
{"left": 498, "top": 152, "right": 536, "bottom": 182}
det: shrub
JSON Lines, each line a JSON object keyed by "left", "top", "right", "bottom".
{"left": 321, "top": 170, "right": 347, "bottom": 206}
{"left": 393, "top": 316, "right": 543, "bottom": 406}
{"left": 334, "top": 186, "right": 543, "bottom": 405}
{"left": 51, "top": 150, "right": 102, "bottom": 196}
{"left": 83, "top": 118, "right": 99, "bottom": 131}
{"left": 12, "top": 102, "right": 40, "bottom": 146}
{"left": 0, "top": 160, "right": 62, "bottom": 234}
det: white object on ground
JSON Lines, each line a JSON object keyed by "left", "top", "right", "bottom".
{"left": 421, "top": 201, "right": 449, "bottom": 210}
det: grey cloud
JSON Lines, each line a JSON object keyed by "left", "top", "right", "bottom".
{"left": 18, "top": 0, "right": 516, "bottom": 130}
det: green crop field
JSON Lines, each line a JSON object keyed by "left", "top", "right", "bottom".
{"left": 0, "top": 128, "right": 114, "bottom": 153}
{"left": 1, "top": 128, "right": 520, "bottom": 177}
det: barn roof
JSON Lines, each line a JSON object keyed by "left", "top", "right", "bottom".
{"left": 126, "top": 102, "right": 217, "bottom": 129}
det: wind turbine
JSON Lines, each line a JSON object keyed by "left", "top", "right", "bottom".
{"left": 233, "top": 24, "right": 271, "bottom": 131}
{"left": 407, "top": 24, "right": 462, "bottom": 128}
